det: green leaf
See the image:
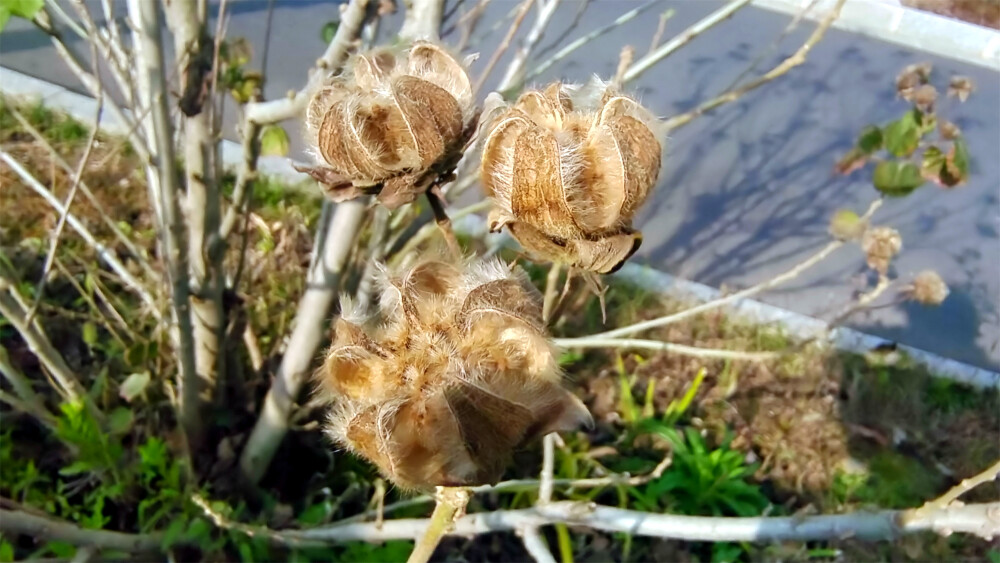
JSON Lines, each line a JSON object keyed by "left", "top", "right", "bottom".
{"left": 0, "top": 538, "right": 14, "bottom": 562}
{"left": 161, "top": 518, "right": 187, "bottom": 551}
{"left": 829, "top": 209, "right": 863, "bottom": 241}
{"left": 883, "top": 111, "right": 920, "bottom": 157}
{"left": 856, "top": 125, "right": 883, "bottom": 154}
{"left": 59, "top": 460, "right": 92, "bottom": 476}
{"left": 873, "top": 161, "right": 925, "bottom": 196}
{"left": 949, "top": 137, "right": 969, "bottom": 178}
{"left": 321, "top": 20, "right": 340, "bottom": 44}
{"left": 107, "top": 407, "right": 133, "bottom": 436}
{"left": 82, "top": 322, "right": 98, "bottom": 348}
{"left": 0, "top": 0, "right": 44, "bottom": 33}
{"left": 119, "top": 371, "right": 151, "bottom": 402}
{"left": 260, "top": 125, "right": 290, "bottom": 157}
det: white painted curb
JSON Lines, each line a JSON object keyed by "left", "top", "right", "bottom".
{"left": 3, "top": 65, "right": 998, "bottom": 390}
{"left": 753, "top": 0, "right": 1000, "bottom": 70}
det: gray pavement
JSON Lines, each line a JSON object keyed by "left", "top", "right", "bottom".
{"left": 1, "top": 0, "right": 997, "bottom": 371}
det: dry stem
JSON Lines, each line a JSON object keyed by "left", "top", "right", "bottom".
{"left": 662, "top": 0, "right": 847, "bottom": 131}
{"left": 407, "top": 487, "right": 471, "bottom": 563}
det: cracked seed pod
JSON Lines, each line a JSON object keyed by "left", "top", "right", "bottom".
{"left": 861, "top": 226, "right": 902, "bottom": 275}
{"left": 480, "top": 80, "right": 664, "bottom": 274}
{"left": 315, "top": 258, "right": 592, "bottom": 490}
{"left": 301, "top": 41, "right": 476, "bottom": 209}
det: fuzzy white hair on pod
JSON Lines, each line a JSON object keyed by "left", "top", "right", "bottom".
{"left": 460, "top": 257, "right": 519, "bottom": 295}
{"left": 337, "top": 295, "right": 371, "bottom": 326}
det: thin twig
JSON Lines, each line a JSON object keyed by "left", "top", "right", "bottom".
{"left": 910, "top": 458, "right": 1000, "bottom": 519}
{"left": 525, "top": 0, "right": 658, "bottom": 83}
{"left": 553, "top": 337, "right": 779, "bottom": 361}
{"left": 646, "top": 8, "right": 675, "bottom": 56}
{"left": 339, "top": 453, "right": 672, "bottom": 524}
{"left": 26, "top": 80, "right": 104, "bottom": 325}
{"left": 0, "top": 389, "right": 59, "bottom": 432}
{"left": 612, "top": 45, "right": 634, "bottom": 88}
{"left": 496, "top": 0, "right": 561, "bottom": 92}
{"left": 425, "top": 185, "right": 462, "bottom": 260}
{"left": 8, "top": 106, "right": 157, "bottom": 282}
{"left": 588, "top": 199, "right": 883, "bottom": 341}
{"left": 662, "top": 0, "right": 847, "bottom": 131}
{"left": 473, "top": 0, "right": 534, "bottom": 95}
{"left": 244, "top": 0, "right": 372, "bottom": 125}
{"left": 0, "top": 152, "right": 159, "bottom": 316}
{"left": 623, "top": 0, "right": 751, "bottom": 84}
{"left": 541, "top": 264, "right": 562, "bottom": 324}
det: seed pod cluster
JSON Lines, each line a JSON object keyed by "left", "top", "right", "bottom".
{"left": 479, "top": 81, "right": 664, "bottom": 274}
{"left": 315, "top": 259, "right": 592, "bottom": 490}
{"left": 303, "top": 42, "right": 476, "bottom": 208}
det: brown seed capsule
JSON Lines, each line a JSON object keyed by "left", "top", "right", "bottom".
{"left": 906, "top": 270, "right": 949, "bottom": 306}
{"left": 303, "top": 41, "right": 476, "bottom": 208}
{"left": 315, "top": 258, "right": 592, "bottom": 491}
{"left": 479, "top": 79, "right": 663, "bottom": 274}
{"left": 860, "top": 226, "right": 902, "bottom": 275}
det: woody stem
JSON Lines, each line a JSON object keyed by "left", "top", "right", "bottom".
{"left": 407, "top": 487, "right": 470, "bottom": 563}
{"left": 426, "top": 185, "right": 462, "bottom": 259}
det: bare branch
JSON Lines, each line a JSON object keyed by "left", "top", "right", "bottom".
{"left": 244, "top": 0, "right": 372, "bottom": 125}
{"left": 0, "top": 509, "right": 163, "bottom": 553}
{"left": 239, "top": 200, "right": 369, "bottom": 484}
{"left": 473, "top": 0, "right": 534, "bottom": 95}
{"left": 6, "top": 107, "right": 158, "bottom": 283}
{"left": 0, "top": 345, "right": 55, "bottom": 428}
{"left": 519, "top": 526, "right": 556, "bottom": 563}
{"left": 590, "top": 199, "right": 883, "bottom": 340}
{"left": 662, "top": 0, "right": 846, "bottom": 131}
{"left": 25, "top": 82, "right": 104, "bottom": 325}
{"left": 496, "top": 0, "right": 561, "bottom": 92}
{"left": 286, "top": 501, "right": 1000, "bottom": 543}
{"left": 909, "top": 458, "right": 1000, "bottom": 519}
{"left": 538, "top": 434, "right": 556, "bottom": 504}
{"left": 623, "top": 0, "right": 752, "bottom": 84}
{"left": 166, "top": 0, "right": 226, "bottom": 406}
{"left": 400, "top": 0, "right": 446, "bottom": 40}
{"left": 553, "top": 337, "right": 779, "bottom": 361}
{"left": 0, "top": 275, "right": 88, "bottom": 405}
{"left": 0, "top": 151, "right": 159, "bottom": 315}
{"left": 127, "top": 0, "right": 201, "bottom": 441}
{"left": 525, "top": 0, "right": 658, "bottom": 84}
{"left": 646, "top": 8, "right": 675, "bottom": 55}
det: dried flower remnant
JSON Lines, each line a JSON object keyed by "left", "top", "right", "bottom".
{"left": 896, "top": 62, "right": 932, "bottom": 101}
{"left": 479, "top": 80, "right": 664, "bottom": 275}
{"left": 861, "top": 226, "right": 902, "bottom": 275}
{"left": 947, "top": 76, "right": 974, "bottom": 102}
{"left": 315, "top": 258, "right": 592, "bottom": 490}
{"left": 300, "top": 41, "right": 477, "bottom": 209}
{"left": 906, "top": 270, "right": 949, "bottom": 306}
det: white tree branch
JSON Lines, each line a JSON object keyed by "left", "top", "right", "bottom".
{"left": 244, "top": 0, "right": 372, "bottom": 125}
{"left": 284, "top": 501, "right": 1000, "bottom": 543}
{"left": 553, "top": 337, "right": 779, "bottom": 361}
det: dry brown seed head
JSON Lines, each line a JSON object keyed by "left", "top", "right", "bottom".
{"left": 479, "top": 80, "right": 662, "bottom": 274}
{"left": 907, "top": 270, "right": 949, "bottom": 306}
{"left": 315, "top": 257, "right": 592, "bottom": 490}
{"left": 305, "top": 41, "right": 474, "bottom": 206}
{"left": 860, "top": 226, "right": 902, "bottom": 275}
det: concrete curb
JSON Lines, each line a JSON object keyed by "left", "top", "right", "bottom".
{"left": 4, "top": 65, "right": 998, "bottom": 390}
{"left": 752, "top": 0, "right": 1000, "bottom": 70}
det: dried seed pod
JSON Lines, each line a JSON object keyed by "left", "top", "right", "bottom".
{"left": 479, "top": 79, "right": 663, "bottom": 274}
{"left": 315, "top": 258, "right": 591, "bottom": 490}
{"left": 906, "top": 270, "right": 949, "bottom": 306}
{"left": 302, "top": 41, "right": 476, "bottom": 208}
{"left": 860, "top": 226, "right": 902, "bottom": 275}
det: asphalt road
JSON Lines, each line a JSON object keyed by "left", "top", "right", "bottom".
{"left": 1, "top": 0, "right": 997, "bottom": 371}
